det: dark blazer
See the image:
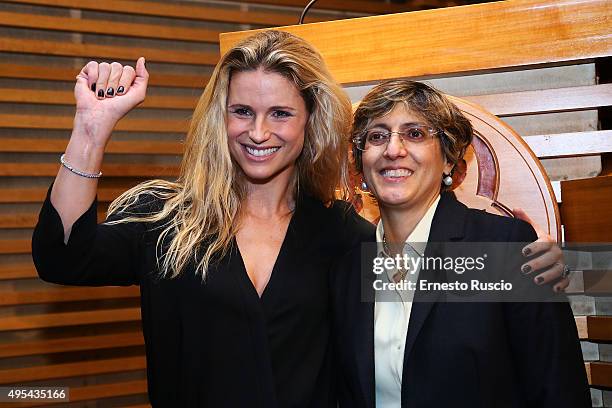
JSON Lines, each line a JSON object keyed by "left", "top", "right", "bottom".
{"left": 32, "top": 186, "right": 374, "bottom": 408}
{"left": 331, "top": 192, "right": 591, "bottom": 408}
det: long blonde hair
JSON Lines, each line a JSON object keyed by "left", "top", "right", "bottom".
{"left": 106, "top": 30, "right": 352, "bottom": 279}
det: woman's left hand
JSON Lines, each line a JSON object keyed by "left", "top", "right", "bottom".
{"left": 513, "top": 208, "right": 569, "bottom": 292}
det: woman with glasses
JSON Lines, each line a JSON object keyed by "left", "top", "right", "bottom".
{"left": 32, "top": 29, "right": 570, "bottom": 407}
{"left": 332, "top": 80, "right": 590, "bottom": 407}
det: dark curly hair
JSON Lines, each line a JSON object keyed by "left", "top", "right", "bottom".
{"left": 351, "top": 80, "right": 473, "bottom": 189}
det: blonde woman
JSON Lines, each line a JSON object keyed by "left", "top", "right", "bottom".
{"left": 32, "top": 30, "right": 373, "bottom": 407}
{"left": 33, "top": 31, "right": 566, "bottom": 407}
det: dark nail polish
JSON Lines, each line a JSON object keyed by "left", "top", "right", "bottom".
{"left": 523, "top": 247, "right": 532, "bottom": 256}
{"left": 521, "top": 264, "right": 532, "bottom": 274}
{"left": 117, "top": 86, "right": 125, "bottom": 94}
{"left": 536, "top": 276, "right": 544, "bottom": 284}
{"left": 91, "top": 83, "right": 96, "bottom": 92}
{"left": 97, "top": 89, "right": 105, "bottom": 98}
{"left": 106, "top": 87, "right": 114, "bottom": 97}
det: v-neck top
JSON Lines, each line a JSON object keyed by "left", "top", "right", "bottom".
{"left": 32, "top": 186, "right": 375, "bottom": 407}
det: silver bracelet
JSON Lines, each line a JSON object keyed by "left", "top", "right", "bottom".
{"left": 60, "top": 154, "right": 102, "bottom": 179}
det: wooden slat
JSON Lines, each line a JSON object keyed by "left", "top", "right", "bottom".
{"left": 524, "top": 130, "right": 612, "bottom": 159}
{"left": 0, "top": 163, "right": 179, "bottom": 177}
{"left": 585, "top": 362, "right": 612, "bottom": 388}
{"left": 0, "top": 213, "right": 38, "bottom": 229}
{"left": 0, "top": 38, "right": 217, "bottom": 66}
{"left": 0, "top": 356, "right": 145, "bottom": 384}
{"left": 220, "top": 0, "right": 612, "bottom": 84}
{"left": 0, "top": 138, "right": 183, "bottom": 154}
{"left": 0, "top": 331, "right": 144, "bottom": 358}
{"left": 575, "top": 316, "right": 612, "bottom": 341}
{"left": 0, "top": 286, "right": 140, "bottom": 306}
{"left": 0, "top": 262, "right": 37, "bottom": 280}
{"left": 1, "top": 380, "right": 147, "bottom": 407}
{"left": 583, "top": 270, "right": 612, "bottom": 294}
{"left": 0, "top": 186, "right": 128, "bottom": 204}
{"left": 0, "top": 212, "right": 98, "bottom": 229}
{"left": 0, "top": 11, "right": 219, "bottom": 43}
{"left": 0, "top": 307, "right": 141, "bottom": 331}
{"left": 3, "top": 0, "right": 333, "bottom": 25}
{"left": 463, "top": 84, "right": 612, "bottom": 117}
{"left": 0, "top": 63, "right": 209, "bottom": 88}
{"left": 0, "top": 114, "right": 187, "bottom": 133}
{"left": 561, "top": 175, "right": 612, "bottom": 242}
{"left": 0, "top": 212, "right": 73, "bottom": 229}
{"left": 0, "top": 240, "right": 30, "bottom": 255}
{"left": 241, "top": 0, "right": 438, "bottom": 13}
{"left": 0, "top": 88, "right": 197, "bottom": 110}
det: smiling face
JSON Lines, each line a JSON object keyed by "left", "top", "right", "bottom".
{"left": 361, "top": 103, "right": 453, "bottom": 211}
{"left": 226, "top": 68, "right": 308, "bottom": 185}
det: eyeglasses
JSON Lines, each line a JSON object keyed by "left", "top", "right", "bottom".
{"left": 352, "top": 125, "right": 443, "bottom": 151}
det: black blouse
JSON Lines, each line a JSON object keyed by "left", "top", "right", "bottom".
{"left": 32, "top": 186, "right": 374, "bottom": 407}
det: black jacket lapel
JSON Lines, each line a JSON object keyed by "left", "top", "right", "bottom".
{"left": 356, "top": 241, "right": 376, "bottom": 408}
{"left": 401, "top": 192, "right": 468, "bottom": 400}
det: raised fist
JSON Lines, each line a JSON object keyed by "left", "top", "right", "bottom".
{"left": 73, "top": 57, "right": 149, "bottom": 142}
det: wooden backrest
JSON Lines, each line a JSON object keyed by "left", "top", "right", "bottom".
{"left": 451, "top": 97, "right": 560, "bottom": 239}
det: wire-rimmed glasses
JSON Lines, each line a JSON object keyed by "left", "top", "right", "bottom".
{"left": 352, "top": 125, "right": 443, "bottom": 151}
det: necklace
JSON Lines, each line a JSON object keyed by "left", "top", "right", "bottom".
{"left": 382, "top": 234, "right": 408, "bottom": 282}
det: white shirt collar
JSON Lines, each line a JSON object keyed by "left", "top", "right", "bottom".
{"left": 375, "top": 195, "right": 441, "bottom": 257}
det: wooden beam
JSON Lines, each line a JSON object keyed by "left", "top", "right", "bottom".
{"left": 575, "top": 316, "right": 612, "bottom": 341}
{"left": 0, "top": 186, "right": 129, "bottom": 204}
{"left": 0, "top": 211, "right": 100, "bottom": 229}
{"left": 0, "top": 114, "right": 188, "bottom": 133}
{"left": 0, "top": 11, "right": 220, "bottom": 43}
{"left": 0, "top": 286, "right": 140, "bottom": 306}
{"left": 0, "top": 356, "right": 146, "bottom": 384}
{"left": 463, "top": 84, "right": 612, "bottom": 117}
{"left": 585, "top": 362, "right": 612, "bottom": 388}
{"left": 0, "top": 307, "right": 141, "bottom": 331}
{"left": 0, "top": 262, "right": 37, "bottom": 280}
{"left": 220, "top": 0, "right": 612, "bottom": 84}
{"left": 3, "top": 0, "right": 334, "bottom": 26}
{"left": 0, "top": 331, "right": 143, "bottom": 358}
{"left": 0, "top": 63, "right": 209, "bottom": 89}
{"left": 239, "top": 0, "right": 440, "bottom": 13}
{"left": 0, "top": 211, "right": 108, "bottom": 229}
{"left": 0, "top": 138, "right": 184, "bottom": 155}
{"left": 0, "top": 38, "right": 218, "bottom": 66}
{"left": 0, "top": 88, "right": 197, "bottom": 110}
{"left": 0, "top": 163, "right": 179, "bottom": 177}
{"left": 0, "top": 240, "right": 30, "bottom": 255}
{"left": 524, "top": 130, "right": 612, "bottom": 159}
{"left": 561, "top": 175, "right": 612, "bottom": 242}
{"left": 583, "top": 270, "right": 612, "bottom": 294}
